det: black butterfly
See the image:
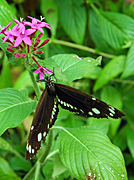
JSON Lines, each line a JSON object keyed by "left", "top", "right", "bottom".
{"left": 25, "top": 75, "right": 125, "bottom": 160}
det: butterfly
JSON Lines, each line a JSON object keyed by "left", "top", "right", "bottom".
{"left": 25, "top": 75, "right": 125, "bottom": 160}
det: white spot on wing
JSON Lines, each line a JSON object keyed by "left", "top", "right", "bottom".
{"left": 26, "top": 144, "right": 29, "bottom": 151}
{"left": 31, "top": 126, "right": 34, "bottom": 130}
{"left": 109, "top": 108, "right": 115, "bottom": 114}
{"left": 32, "top": 149, "right": 34, "bottom": 154}
{"left": 88, "top": 111, "right": 93, "bottom": 116}
{"left": 60, "top": 100, "right": 63, "bottom": 104}
{"left": 38, "top": 133, "right": 42, "bottom": 141}
{"left": 43, "top": 132, "right": 46, "bottom": 137}
{"left": 110, "top": 113, "right": 114, "bottom": 116}
{"left": 29, "top": 145, "right": 31, "bottom": 153}
{"left": 92, "top": 97, "right": 96, "bottom": 100}
{"left": 92, "top": 108, "right": 100, "bottom": 114}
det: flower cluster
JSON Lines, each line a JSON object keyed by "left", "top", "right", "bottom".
{"left": 0, "top": 16, "right": 53, "bottom": 80}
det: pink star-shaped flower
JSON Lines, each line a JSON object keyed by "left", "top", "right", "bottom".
{"left": 2, "top": 30, "right": 15, "bottom": 43}
{"left": 11, "top": 28, "right": 36, "bottom": 47}
{"left": 34, "top": 67, "right": 53, "bottom": 80}
{"left": 24, "top": 16, "right": 51, "bottom": 34}
{"left": 0, "top": 21, "right": 12, "bottom": 34}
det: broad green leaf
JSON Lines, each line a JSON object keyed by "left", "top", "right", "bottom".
{"left": 101, "top": 85, "right": 123, "bottom": 109}
{"left": 58, "top": 126, "right": 127, "bottom": 180}
{"left": 87, "top": 118, "right": 110, "bottom": 134}
{"left": 0, "top": 0, "right": 16, "bottom": 53}
{"left": 8, "top": 157, "right": 32, "bottom": 171}
{"left": 41, "top": 54, "right": 101, "bottom": 83}
{"left": 0, "top": 137, "right": 13, "bottom": 152}
{"left": 122, "top": 85, "right": 134, "bottom": 123}
{"left": 121, "top": 43, "right": 134, "bottom": 78}
{"left": 52, "top": 153, "right": 67, "bottom": 177}
{"left": 94, "top": 55, "right": 126, "bottom": 92}
{"left": 113, "top": 125, "right": 127, "bottom": 151}
{"left": 123, "top": 153, "right": 134, "bottom": 166}
{"left": 13, "top": 70, "right": 32, "bottom": 90}
{"left": 0, "top": 137, "right": 23, "bottom": 158}
{"left": 0, "top": 56, "right": 13, "bottom": 89}
{"left": 42, "top": 161, "right": 54, "bottom": 179}
{"left": 0, "top": 88, "right": 36, "bottom": 136}
{"left": 40, "top": 0, "right": 58, "bottom": 37}
{"left": 55, "top": 0, "right": 86, "bottom": 44}
{"left": 127, "top": 126, "right": 134, "bottom": 159}
{"left": 89, "top": 9, "right": 115, "bottom": 54}
{"left": 101, "top": 85, "right": 123, "bottom": 137}
{"left": 0, "top": 0, "right": 16, "bottom": 27}
{"left": 98, "top": 10, "right": 134, "bottom": 50}
{"left": 0, "top": 157, "right": 21, "bottom": 180}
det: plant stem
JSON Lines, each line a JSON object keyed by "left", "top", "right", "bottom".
{"left": 39, "top": 129, "right": 53, "bottom": 163}
{"left": 51, "top": 39, "right": 116, "bottom": 59}
{"left": 23, "top": 130, "right": 53, "bottom": 180}
{"left": 27, "top": 69, "right": 41, "bottom": 99}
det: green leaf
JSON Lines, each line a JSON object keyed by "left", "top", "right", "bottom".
{"left": 0, "top": 156, "right": 21, "bottom": 180}
{"left": 101, "top": 85, "right": 123, "bottom": 137}
{"left": 8, "top": 157, "right": 32, "bottom": 171}
{"left": 40, "top": 0, "right": 58, "bottom": 37}
{"left": 0, "top": 56, "right": 13, "bottom": 89}
{"left": 121, "top": 43, "right": 134, "bottom": 78}
{"left": 113, "top": 125, "right": 127, "bottom": 151}
{"left": 52, "top": 153, "right": 67, "bottom": 177}
{"left": 0, "top": 0, "right": 16, "bottom": 53}
{"left": 55, "top": 0, "right": 86, "bottom": 44}
{"left": 0, "top": 88, "right": 36, "bottom": 136}
{"left": 42, "top": 161, "right": 54, "bottom": 180}
{"left": 85, "top": 0, "right": 98, "bottom": 3}
{"left": 58, "top": 126, "right": 127, "bottom": 180}
{"left": 94, "top": 55, "right": 126, "bottom": 92}
{"left": 42, "top": 54, "right": 100, "bottom": 83}
{"left": 101, "top": 85, "right": 123, "bottom": 109}
{"left": 122, "top": 86, "right": 134, "bottom": 123}
{"left": 13, "top": 70, "right": 32, "bottom": 90}
{"left": 98, "top": 10, "right": 134, "bottom": 50}
{"left": 89, "top": 9, "right": 115, "bottom": 54}
{"left": 87, "top": 118, "right": 110, "bottom": 134}
{"left": 0, "top": 0, "right": 16, "bottom": 27}
{"left": 127, "top": 126, "right": 134, "bottom": 159}
{"left": 0, "top": 137, "right": 13, "bottom": 152}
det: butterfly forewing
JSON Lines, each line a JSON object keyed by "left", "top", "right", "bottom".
{"left": 26, "top": 89, "right": 59, "bottom": 160}
{"left": 55, "top": 84, "right": 125, "bottom": 119}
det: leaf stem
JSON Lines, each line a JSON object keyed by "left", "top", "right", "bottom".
{"left": 51, "top": 39, "right": 116, "bottom": 59}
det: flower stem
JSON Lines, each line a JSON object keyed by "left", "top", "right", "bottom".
{"left": 27, "top": 68, "right": 41, "bottom": 99}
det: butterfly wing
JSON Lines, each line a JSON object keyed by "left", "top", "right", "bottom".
{"left": 55, "top": 84, "right": 125, "bottom": 119}
{"left": 26, "top": 88, "right": 59, "bottom": 161}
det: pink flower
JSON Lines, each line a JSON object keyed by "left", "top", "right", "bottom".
{"left": 0, "top": 21, "right": 12, "bottom": 34}
{"left": 24, "top": 16, "right": 51, "bottom": 34}
{"left": 2, "top": 30, "right": 15, "bottom": 43}
{"left": 11, "top": 28, "right": 36, "bottom": 47}
{"left": 34, "top": 67, "right": 53, "bottom": 80}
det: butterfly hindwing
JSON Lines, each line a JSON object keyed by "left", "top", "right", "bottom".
{"left": 26, "top": 89, "right": 59, "bottom": 160}
{"left": 55, "top": 84, "right": 125, "bottom": 119}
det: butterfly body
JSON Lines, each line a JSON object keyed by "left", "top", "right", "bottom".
{"left": 26, "top": 76, "right": 125, "bottom": 160}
